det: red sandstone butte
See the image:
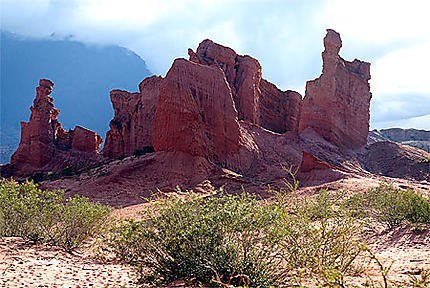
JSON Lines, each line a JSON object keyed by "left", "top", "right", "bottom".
{"left": 11, "top": 79, "right": 103, "bottom": 175}
{"left": 299, "top": 29, "right": 372, "bottom": 149}
{"left": 103, "top": 76, "right": 162, "bottom": 158}
{"left": 153, "top": 58, "right": 242, "bottom": 167}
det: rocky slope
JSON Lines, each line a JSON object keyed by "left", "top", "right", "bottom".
{"left": 369, "top": 128, "right": 430, "bottom": 152}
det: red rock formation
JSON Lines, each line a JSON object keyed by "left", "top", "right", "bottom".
{"left": 103, "top": 76, "right": 162, "bottom": 158}
{"left": 10, "top": 79, "right": 103, "bottom": 175}
{"left": 189, "top": 40, "right": 262, "bottom": 124}
{"left": 153, "top": 58, "right": 242, "bottom": 167}
{"left": 259, "top": 79, "right": 302, "bottom": 133}
{"left": 71, "top": 126, "right": 103, "bottom": 153}
{"left": 299, "top": 29, "right": 371, "bottom": 149}
{"left": 189, "top": 39, "right": 302, "bottom": 133}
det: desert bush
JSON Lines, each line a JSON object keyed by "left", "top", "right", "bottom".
{"left": 344, "top": 183, "right": 430, "bottom": 227}
{"left": 270, "top": 191, "right": 366, "bottom": 286}
{"left": 105, "top": 189, "right": 282, "bottom": 287}
{"left": 0, "top": 179, "right": 111, "bottom": 252}
{"left": 103, "top": 187, "right": 369, "bottom": 287}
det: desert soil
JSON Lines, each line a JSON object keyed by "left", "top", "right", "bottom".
{"left": 1, "top": 177, "right": 430, "bottom": 287}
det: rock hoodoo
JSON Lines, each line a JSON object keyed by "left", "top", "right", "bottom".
{"left": 299, "top": 29, "right": 372, "bottom": 149}
{"left": 10, "top": 79, "right": 103, "bottom": 175}
{"left": 188, "top": 40, "right": 302, "bottom": 133}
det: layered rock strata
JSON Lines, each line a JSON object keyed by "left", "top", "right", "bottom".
{"left": 188, "top": 40, "right": 302, "bottom": 133}
{"left": 152, "top": 59, "right": 243, "bottom": 168}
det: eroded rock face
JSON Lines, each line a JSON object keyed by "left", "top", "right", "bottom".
{"left": 259, "top": 79, "right": 302, "bottom": 133}
{"left": 189, "top": 39, "right": 302, "bottom": 133}
{"left": 153, "top": 58, "right": 242, "bottom": 167}
{"left": 103, "top": 76, "right": 162, "bottom": 158}
{"left": 10, "top": 79, "right": 103, "bottom": 175}
{"left": 299, "top": 29, "right": 372, "bottom": 149}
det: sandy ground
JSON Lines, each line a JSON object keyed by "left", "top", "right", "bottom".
{"left": 0, "top": 238, "right": 138, "bottom": 288}
{"left": 1, "top": 177, "right": 429, "bottom": 287}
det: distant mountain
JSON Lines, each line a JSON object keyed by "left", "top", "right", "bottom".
{"left": 0, "top": 31, "right": 151, "bottom": 164}
{"left": 368, "top": 128, "right": 430, "bottom": 152}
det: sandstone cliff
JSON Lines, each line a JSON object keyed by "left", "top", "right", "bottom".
{"left": 10, "top": 79, "right": 103, "bottom": 175}
{"left": 299, "top": 29, "right": 372, "bottom": 149}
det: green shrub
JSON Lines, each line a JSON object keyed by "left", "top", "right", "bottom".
{"left": 105, "top": 189, "right": 282, "bottom": 287}
{"left": 344, "top": 183, "right": 430, "bottom": 227}
{"left": 270, "top": 191, "right": 365, "bottom": 286}
{"left": 0, "top": 179, "right": 111, "bottom": 252}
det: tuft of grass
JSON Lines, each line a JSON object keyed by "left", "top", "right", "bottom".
{"left": 0, "top": 179, "right": 111, "bottom": 252}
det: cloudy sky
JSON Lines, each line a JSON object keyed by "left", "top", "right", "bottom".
{"left": 2, "top": 0, "right": 430, "bottom": 129}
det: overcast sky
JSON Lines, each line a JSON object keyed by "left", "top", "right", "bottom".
{"left": 2, "top": 0, "right": 429, "bottom": 129}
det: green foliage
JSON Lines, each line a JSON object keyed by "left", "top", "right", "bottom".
{"left": 345, "top": 183, "right": 430, "bottom": 227}
{"left": 271, "top": 191, "right": 366, "bottom": 286}
{"left": 103, "top": 186, "right": 368, "bottom": 287}
{"left": 0, "top": 179, "right": 111, "bottom": 252}
{"left": 105, "top": 189, "right": 282, "bottom": 287}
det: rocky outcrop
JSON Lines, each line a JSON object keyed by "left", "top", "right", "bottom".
{"left": 103, "top": 76, "right": 162, "bottom": 158}
{"left": 299, "top": 151, "right": 334, "bottom": 173}
{"left": 153, "top": 58, "right": 247, "bottom": 170}
{"left": 188, "top": 40, "right": 262, "bottom": 124}
{"left": 299, "top": 29, "right": 372, "bottom": 149}
{"left": 10, "top": 79, "right": 103, "bottom": 175}
{"left": 368, "top": 128, "right": 430, "bottom": 153}
{"left": 189, "top": 40, "right": 302, "bottom": 133}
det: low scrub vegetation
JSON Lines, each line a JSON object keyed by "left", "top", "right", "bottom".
{"left": 101, "top": 189, "right": 371, "bottom": 287}
{"left": 100, "top": 181, "right": 430, "bottom": 287}
{"left": 345, "top": 182, "right": 430, "bottom": 227}
{"left": 0, "top": 179, "right": 111, "bottom": 252}
{"left": 2, "top": 177, "right": 429, "bottom": 287}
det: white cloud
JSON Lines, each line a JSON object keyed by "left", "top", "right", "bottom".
{"left": 324, "top": 0, "right": 430, "bottom": 45}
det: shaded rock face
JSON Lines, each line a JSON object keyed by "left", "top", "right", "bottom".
{"left": 259, "top": 80, "right": 302, "bottom": 133}
{"left": 299, "top": 151, "right": 334, "bottom": 173}
{"left": 10, "top": 79, "right": 103, "bottom": 175}
{"left": 153, "top": 59, "right": 243, "bottom": 168}
{"left": 299, "top": 29, "right": 372, "bottom": 149}
{"left": 103, "top": 76, "right": 162, "bottom": 158}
